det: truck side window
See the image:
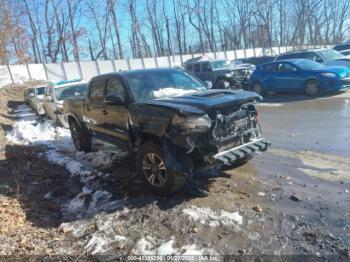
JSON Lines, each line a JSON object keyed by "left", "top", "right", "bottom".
{"left": 89, "top": 79, "right": 105, "bottom": 98}
{"left": 185, "top": 64, "right": 193, "bottom": 72}
{"left": 106, "top": 78, "right": 125, "bottom": 97}
{"left": 202, "top": 62, "right": 211, "bottom": 72}
{"left": 194, "top": 63, "right": 201, "bottom": 73}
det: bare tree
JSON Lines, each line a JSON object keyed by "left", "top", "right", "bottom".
{"left": 107, "top": 0, "right": 124, "bottom": 59}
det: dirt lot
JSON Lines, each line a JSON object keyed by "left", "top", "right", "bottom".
{"left": 0, "top": 83, "right": 349, "bottom": 260}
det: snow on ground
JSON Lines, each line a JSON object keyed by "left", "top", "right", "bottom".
{"left": 182, "top": 205, "right": 243, "bottom": 228}
{"left": 6, "top": 104, "right": 128, "bottom": 218}
{"left": 133, "top": 236, "right": 217, "bottom": 256}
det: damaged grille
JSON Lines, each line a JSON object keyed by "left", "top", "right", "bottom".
{"left": 212, "top": 104, "right": 260, "bottom": 152}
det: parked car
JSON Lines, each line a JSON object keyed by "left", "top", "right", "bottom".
{"left": 240, "top": 56, "right": 275, "bottom": 66}
{"left": 183, "top": 57, "right": 251, "bottom": 89}
{"left": 275, "top": 49, "right": 350, "bottom": 68}
{"left": 249, "top": 59, "right": 350, "bottom": 96}
{"left": 32, "top": 85, "right": 46, "bottom": 115}
{"left": 64, "top": 68, "right": 270, "bottom": 194}
{"left": 43, "top": 80, "right": 88, "bottom": 127}
{"left": 333, "top": 43, "right": 350, "bottom": 52}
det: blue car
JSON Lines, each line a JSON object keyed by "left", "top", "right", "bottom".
{"left": 248, "top": 59, "right": 350, "bottom": 96}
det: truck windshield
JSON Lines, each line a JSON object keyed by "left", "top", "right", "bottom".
{"left": 54, "top": 84, "right": 88, "bottom": 101}
{"left": 210, "top": 60, "right": 232, "bottom": 69}
{"left": 126, "top": 70, "right": 207, "bottom": 102}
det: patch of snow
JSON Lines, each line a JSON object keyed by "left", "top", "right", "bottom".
{"left": 86, "top": 233, "right": 126, "bottom": 255}
{"left": 134, "top": 236, "right": 156, "bottom": 255}
{"left": 181, "top": 244, "right": 204, "bottom": 255}
{"left": 182, "top": 205, "right": 243, "bottom": 228}
{"left": 153, "top": 88, "right": 195, "bottom": 99}
{"left": 134, "top": 235, "right": 216, "bottom": 256}
{"left": 258, "top": 192, "right": 266, "bottom": 196}
{"left": 156, "top": 238, "right": 177, "bottom": 255}
{"left": 258, "top": 103, "right": 284, "bottom": 107}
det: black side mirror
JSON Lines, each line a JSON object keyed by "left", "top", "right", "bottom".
{"left": 104, "top": 95, "right": 125, "bottom": 105}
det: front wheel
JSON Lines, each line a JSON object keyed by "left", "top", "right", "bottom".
{"left": 69, "top": 120, "right": 91, "bottom": 152}
{"left": 136, "top": 142, "right": 186, "bottom": 195}
{"left": 305, "top": 79, "right": 321, "bottom": 96}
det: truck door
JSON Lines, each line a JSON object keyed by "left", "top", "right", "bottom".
{"left": 85, "top": 78, "right": 106, "bottom": 134}
{"left": 100, "top": 76, "right": 131, "bottom": 149}
{"left": 200, "top": 62, "right": 214, "bottom": 82}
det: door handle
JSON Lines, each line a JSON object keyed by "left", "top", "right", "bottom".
{"left": 102, "top": 110, "right": 108, "bottom": 115}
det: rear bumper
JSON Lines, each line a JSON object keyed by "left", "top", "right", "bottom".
{"left": 212, "top": 138, "right": 270, "bottom": 165}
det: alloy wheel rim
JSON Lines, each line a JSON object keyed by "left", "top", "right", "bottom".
{"left": 306, "top": 82, "right": 319, "bottom": 95}
{"left": 142, "top": 153, "right": 167, "bottom": 187}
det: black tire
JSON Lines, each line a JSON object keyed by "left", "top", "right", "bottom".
{"left": 215, "top": 79, "right": 230, "bottom": 89}
{"left": 305, "top": 79, "right": 321, "bottom": 96}
{"left": 220, "top": 155, "right": 253, "bottom": 171}
{"left": 69, "top": 120, "right": 91, "bottom": 152}
{"left": 251, "top": 82, "right": 265, "bottom": 96}
{"left": 136, "top": 141, "right": 187, "bottom": 195}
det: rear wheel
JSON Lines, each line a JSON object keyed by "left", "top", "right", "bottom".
{"left": 252, "top": 82, "right": 265, "bottom": 96}
{"left": 305, "top": 79, "right": 320, "bottom": 96}
{"left": 136, "top": 142, "right": 186, "bottom": 195}
{"left": 69, "top": 120, "right": 91, "bottom": 152}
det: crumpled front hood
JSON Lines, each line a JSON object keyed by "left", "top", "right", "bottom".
{"left": 137, "top": 89, "right": 261, "bottom": 115}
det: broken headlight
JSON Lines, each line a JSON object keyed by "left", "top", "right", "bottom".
{"left": 172, "top": 114, "right": 212, "bottom": 133}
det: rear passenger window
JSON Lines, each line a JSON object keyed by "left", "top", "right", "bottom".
{"left": 276, "top": 63, "right": 297, "bottom": 72}
{"left": 89, "top": 79, "right": 105, "bottom": 98}
{"left": 194, "top": 63, "right": 201, "bottom": 73}
{"left": 106, "top": 78, "right": 125, "bottom": 97}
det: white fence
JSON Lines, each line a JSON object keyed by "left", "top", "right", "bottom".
{"left": 0, "top": 44, "right": 332, "bottom": 86}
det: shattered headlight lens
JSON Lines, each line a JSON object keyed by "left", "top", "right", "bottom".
{"left": 172, "top": 114, "right": 212, "bottom": 133}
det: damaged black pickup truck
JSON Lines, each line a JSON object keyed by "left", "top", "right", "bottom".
{"left": 64, "top": 68, "right": 270, "bottom": 194}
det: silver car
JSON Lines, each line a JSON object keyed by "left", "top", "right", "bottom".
{"left": 24, "top": 86, "right": 46, "bottom": 115}
{"left": 43, "top": 81, "right": 88, "bottom": 127}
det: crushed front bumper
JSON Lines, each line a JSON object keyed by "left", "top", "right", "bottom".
{"left": 213, "top": 138, "right": 270, "bottom": 165}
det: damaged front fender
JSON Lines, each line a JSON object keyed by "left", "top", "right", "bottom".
{"left": 162, "top": 138, "right": 194, "bottom": 177}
